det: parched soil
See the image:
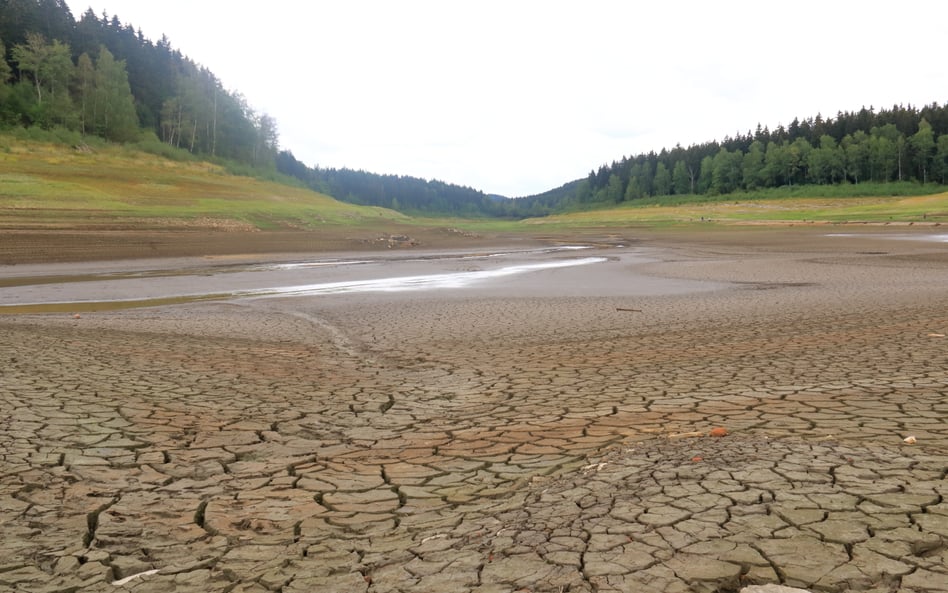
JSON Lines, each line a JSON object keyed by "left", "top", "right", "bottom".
{"left": 1, "top": 227, "right": 947, "bottom": 592}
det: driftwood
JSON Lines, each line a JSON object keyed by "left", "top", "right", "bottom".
{"left": 616, "top": 307, "right": 642, "bottom": 313}
{"left": 667, "top": 431, "right": 705, "bottom": 439}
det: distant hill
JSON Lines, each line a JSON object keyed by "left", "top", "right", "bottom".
{"left": 276, "top": 150, "right": 518, "bottom": 218}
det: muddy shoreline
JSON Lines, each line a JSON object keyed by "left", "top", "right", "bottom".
{"left": 0, "top": 226, "right": 537, "bottom": 266}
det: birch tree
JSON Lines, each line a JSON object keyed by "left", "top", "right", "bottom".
{"left": 11, "top": 32, "right": 75, "bottom": 126}
{"left": 94, "top": 46, "right": 138, "bottom": 141}
{"left": 76, "top": 52, "right": 95, "bottom": 134}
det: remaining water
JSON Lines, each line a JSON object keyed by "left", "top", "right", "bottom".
{"left": 250, "top": 257, "right": 607, "bottom": 297}
{"left": 0, "top": 244, "right": 728, "bottom": 314}
{"left": 0, "top": 248, "right": 609, "bottom": 311}
{"left": 827, "top": 233, "right": 948, "bottom": 243}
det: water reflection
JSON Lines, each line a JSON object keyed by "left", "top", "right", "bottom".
{"left": 827, "top": 233, "right": 948, "bottom": 243}
{"left": 247, "top": 257, "right": 608, "bottom": 297}
{"left": 0, "top": 254, "right": 608, "bottom": 313}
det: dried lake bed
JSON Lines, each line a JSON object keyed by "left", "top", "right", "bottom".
{"left": 1, "top": 229, "right": 947, "bottom": 592}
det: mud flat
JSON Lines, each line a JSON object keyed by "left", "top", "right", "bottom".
{"left": 1, "top": 228, "right": 947, "bottom": 592}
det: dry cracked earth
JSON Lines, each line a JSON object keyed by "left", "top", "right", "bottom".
{"left": 1, "top": 234, "right": 947, "bottom": 593}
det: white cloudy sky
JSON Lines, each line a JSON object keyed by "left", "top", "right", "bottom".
{"left": 64, "top": 1, "right": 947, "bottom": 197}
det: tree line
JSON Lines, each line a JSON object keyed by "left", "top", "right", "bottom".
{"left": 276, "top": 151, "right": 520, "bottom": 217}
{"left": 0, "top": 0, "right": 278, "bottom": 168}
{"left": 534, "top": 104, "right": 948, "bottom": 212}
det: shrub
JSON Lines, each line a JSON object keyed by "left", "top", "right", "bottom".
{"left": 133, "top": 131, "right": 195, "bottom": 162}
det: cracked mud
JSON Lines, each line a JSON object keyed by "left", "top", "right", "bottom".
{"left": 1, "top": 232, "right": 947, "bottom": 592}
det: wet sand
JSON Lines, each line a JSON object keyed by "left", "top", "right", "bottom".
{"left": 1, "top": 227, "right": 947, "bottom": 592}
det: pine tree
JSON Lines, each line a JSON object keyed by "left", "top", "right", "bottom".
{"left": 0, "top": 38, "right": 11, "bottom": 119}
{"left": 0, "top": 38, "right": 11, "bottom": 83}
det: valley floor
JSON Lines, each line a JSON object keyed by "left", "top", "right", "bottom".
{"left": 1, "top": 228, "right": 947, "bottom": 592}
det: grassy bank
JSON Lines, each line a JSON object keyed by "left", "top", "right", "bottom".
{"left": 515, "top": 191, "right": 948, "bottom": 230}
{"left": 0, "top": 134, "right": 405, "bottom": 231}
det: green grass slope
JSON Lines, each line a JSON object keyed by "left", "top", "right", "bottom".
{"left": 518, "top": 191, "right": 948, "bottom": 229}
{"left": 0, "top": 136, "right": 406, "bottom": 231}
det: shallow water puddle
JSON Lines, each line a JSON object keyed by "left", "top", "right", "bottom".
{"left": 827, "top": 232, "right": 948, "bottom": 243}
{"left": 0, "top": 255, "right": 608, "bottom": 314}
{"left": 250, "top": 257, "right": 608, "bottom": 297}
{"left": 0, "top": 294, "right": 231, "bottom": 314}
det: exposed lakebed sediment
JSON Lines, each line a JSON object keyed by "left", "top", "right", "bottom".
{"left": 1, "top": 233, "right": 947, "bottom": 592}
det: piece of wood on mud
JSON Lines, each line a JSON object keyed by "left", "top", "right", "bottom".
{"left": 668, "top": 431, "right": 704, "bottom": 439}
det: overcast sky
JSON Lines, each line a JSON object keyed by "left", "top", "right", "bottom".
{"left": 64, "top": 1, "right": 947, "bottom": 197}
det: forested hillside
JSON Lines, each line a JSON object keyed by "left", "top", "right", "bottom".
{"left": 0, "top": 0, "right": 277, "bottom": 168}
{"left": 276, "top": 151, "right": 531, "bottom": 218}
{"left": 533, "top": 104, "right": 948, "bottom": 211}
